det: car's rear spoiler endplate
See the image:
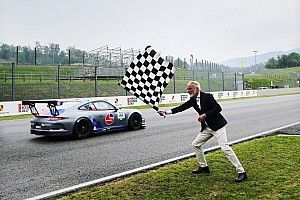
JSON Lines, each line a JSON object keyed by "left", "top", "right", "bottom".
{"left": 22, "top": 100, "right": 62, "bottom": 116}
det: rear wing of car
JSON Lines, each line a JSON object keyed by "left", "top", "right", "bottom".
{"left": 22, "top": 100, "right": 62, "bottom": 116}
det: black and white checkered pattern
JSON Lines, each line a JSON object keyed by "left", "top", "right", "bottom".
{"left": 120, "top": 46, "right": 175, "bottom": 111}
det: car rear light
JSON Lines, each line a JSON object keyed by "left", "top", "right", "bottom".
{"left": 48, "top": 116, "right": 69, "bottom": 121}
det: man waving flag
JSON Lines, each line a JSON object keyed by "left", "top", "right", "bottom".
{"left": 120, "top": 46, "right": 175, "bottom": 111}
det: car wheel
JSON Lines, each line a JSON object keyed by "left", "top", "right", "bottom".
{"left": 73, "top": 118, "right": 92, "bottom": 139}
{"left": 128, "top": 113, "right": 142, "bottom": 130}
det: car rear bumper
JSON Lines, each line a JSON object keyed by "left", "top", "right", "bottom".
{"left": 30, "top": 121, "right": 74, "bottom": 136}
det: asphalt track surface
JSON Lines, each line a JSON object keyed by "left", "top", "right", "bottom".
{"left": 1, "top": 94, "right": 300, "bottom": 200}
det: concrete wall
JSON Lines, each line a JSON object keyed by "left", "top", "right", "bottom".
{"left": 257, "top": 87, "right": 300, "bottom": 96}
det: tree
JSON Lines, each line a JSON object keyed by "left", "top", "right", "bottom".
{"left": 59, "top": 51, "right": 68, "bottom": 64}
{"left": 0, "top": 43, "right": 14, "bottom": 62}
{"left": 49, "top": 43, "right": 60, "bottom": 64}
{"left": 265, "top": 52, "right": 300, "bottom": 69}
{"left": 265, "top": 57, "right": 277, "bottom": 69}
{"left": 68, "top": 46, "right": 84, "bottom": 64}
{"left": 21, "top": 46, "right": 34, "bottom": 64}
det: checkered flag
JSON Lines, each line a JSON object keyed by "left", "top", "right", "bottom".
{"left": 120, "top": 46, "right": 175, "bottom": 111}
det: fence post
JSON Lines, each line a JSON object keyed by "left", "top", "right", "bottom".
{"left": 190, "top": 55, "right": 194, "bottom": 81}
{"left": 82, "top": 51, "right": 85, "bottom": 66}
{"left": 34, "top": 47, "right": 37, "bottom": 65}
{"left": 172, "top": 58, "right": 177, "bottom": 94}
{"left": 11, "top": 63, "right": 15, "bottom": 101}
{"left": 16, "top": 46, "right": 19, "bottom": 65}
{"left": 242, "top": 73, "right": 245, "bottom": 90}
{"left": 57, "top": 64, "right": 60, "bottom": 98}
{"left": 68, "top": 49, "right": 71, "bottom": 66}
{"left": 95, "top": 66, "right": 98, "bottom": 97}
{"left": 234, "top": 72, "right": 237, "bottom": 90}
{"left": 222, "top": 72, "right": 225, "bottom": 91}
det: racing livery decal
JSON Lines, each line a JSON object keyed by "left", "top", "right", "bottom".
{"left": 105, "top": 113, "right": 114, "bottom": 125}
{"left": 117, "top": 110, "right": 125, "bottom": 120}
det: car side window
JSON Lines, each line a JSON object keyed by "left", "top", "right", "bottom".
{"left": 78, "top": 103, "right": 96, "bottom": 111}
{"left": 93, "top": 101, "right": 115, "bottom": 110}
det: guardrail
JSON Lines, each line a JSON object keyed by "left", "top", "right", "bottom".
{"left": 0, "top": 90, "right": 257, "bottom": 117}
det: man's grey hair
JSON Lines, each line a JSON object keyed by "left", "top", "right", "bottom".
{"left": 187, "top": 81, "right": 201, "bottom": 90}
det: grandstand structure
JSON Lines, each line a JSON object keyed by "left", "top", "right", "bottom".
{"left": 74, "top": 45, "right": 233, "bottom": 81}
{"left": 78, "top": 45, "right": 140, "bottom": 79}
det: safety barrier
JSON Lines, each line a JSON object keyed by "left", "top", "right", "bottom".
{"left": 0, "top": 90, "right": 257, "bottom": 117}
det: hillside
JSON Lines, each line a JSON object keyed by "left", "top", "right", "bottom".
{"left": 222, "top": 48, "right": 300, "bottom": 68}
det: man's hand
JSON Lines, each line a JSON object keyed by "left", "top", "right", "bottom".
{"left": 198, "top": 114, "right": 206, "bottom": 122}
{"left": 157, "top": 110, "right": 166, "bottom": 117}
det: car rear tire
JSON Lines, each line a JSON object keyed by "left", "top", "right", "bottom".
{"left": 73, "top": 118, "right": 92, "bottom": 139}
{"left": 128, "top": 113, "right": 142, "bottom": 131}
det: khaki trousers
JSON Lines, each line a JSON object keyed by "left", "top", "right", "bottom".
{"left": 192, "top": 126, "right": 245, "bottom": 173}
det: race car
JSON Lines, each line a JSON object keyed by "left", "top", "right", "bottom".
{"left": 22, "top": 99, "right": 146, "bottom": 139}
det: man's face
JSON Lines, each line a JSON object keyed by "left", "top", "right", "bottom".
{"left": 187, "top": 84, "right": 199, "bottom": 97}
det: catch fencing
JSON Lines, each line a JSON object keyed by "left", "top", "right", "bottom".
{"left": 0, "top": 62, "right": 244, "bottom": 101}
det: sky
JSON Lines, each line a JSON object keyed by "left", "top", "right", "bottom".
{"left": 0, "top": 0, "right": 299, "bottom": 62}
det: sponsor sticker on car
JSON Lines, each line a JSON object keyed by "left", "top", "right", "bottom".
{"left": 105, "top": 113, "right": 114, "bottom": 125}
{"left": 117, "top": 111, "right": 125, "bottom": 120}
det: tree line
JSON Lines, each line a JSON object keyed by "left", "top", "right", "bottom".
{"left": 0, "top": 42, "right": 232, "bottom": 73}
{"left": 265, "top": 52, "right": 300, "bottom": 69}
{"left": 0, "top": 42, "right": 84, "bottom": 65}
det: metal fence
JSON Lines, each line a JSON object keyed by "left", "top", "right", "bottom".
{"left": 2, "top": 45, "right": 299, "bottom": 101}
{"left": 0, "top": 62, "right": 246, "bottom": 101}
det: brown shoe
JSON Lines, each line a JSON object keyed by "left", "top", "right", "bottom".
{"left": 192, "top": 166, "right": 210, "bottom": 174}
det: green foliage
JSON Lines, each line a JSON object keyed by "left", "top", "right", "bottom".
{"left": 0, "top": 43, "right": 15, "bottom": 61}
{"left": 245, "top": 66, "right": 300, "bottom": 89}
{"left": 0, "top": 42, "right": 84, "bottom": 65}
{"left": 265, "top": 52, "right": 300, "bottom": 69}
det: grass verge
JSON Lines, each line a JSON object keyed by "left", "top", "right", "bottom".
{"left": 57, "top": 136, "right": 300, "bottom": 200}
{"left": 0, "top": 114, "right": 32, "bottom": 121}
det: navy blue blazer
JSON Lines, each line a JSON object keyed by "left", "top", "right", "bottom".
{"left": 171, "top": 92, "right": 227, "bottom": 132}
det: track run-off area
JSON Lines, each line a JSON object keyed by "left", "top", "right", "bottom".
{"left": 1, "top": 94, "right": 300, "bottom": 200}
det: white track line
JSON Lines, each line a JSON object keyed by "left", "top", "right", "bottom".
{"left": 25, "top": 121, "right": 300, "bottom": 200}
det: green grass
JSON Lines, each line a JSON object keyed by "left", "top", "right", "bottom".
{"left": 245, "top": 66, "right": 300, "bottom": 89}
{"left": 56, "top": 136, "right": 300, "bottom": 200}
{"left": 1, "top": 65, "right": 299, "bottom": 100}
{"left": 0, "top": 64, "right": 77, "bottom": 74}
{"left": 0, "top": 65, "right": 239, "bottom": 101}
{"left": 0, "top": 114, "right": 32, "bottom": 121}
{"left": 0, "top": 78, "right": 234, "bottom": 101}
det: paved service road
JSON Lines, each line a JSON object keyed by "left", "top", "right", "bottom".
{"left": 1, "top": 94, "right": 300, "bottom": 200}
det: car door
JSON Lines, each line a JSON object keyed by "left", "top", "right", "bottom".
{"left": 93, "top": 101, "right": 126, "bottom": 130}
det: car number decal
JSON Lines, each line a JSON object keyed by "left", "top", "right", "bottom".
{"left": 105, "top": 113, "right": 114, "bottom": 125}
{"left": 117, "top": 111, "right": 125, "bottom": 120}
